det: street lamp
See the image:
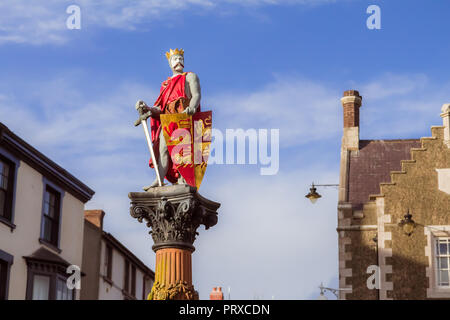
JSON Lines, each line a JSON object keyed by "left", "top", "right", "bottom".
{"left": 317, "top": 287, "right": 328, "bottom": 300}
{"left": 305, "top": 183, "right": 321, "bottom": 203}
{"left": 305, "top": 183, "right": 339, "bottom": 204}
{"left": 398, "top": 209, "right": 416, "bottom": 236}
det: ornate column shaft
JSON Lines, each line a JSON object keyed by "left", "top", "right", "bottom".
{"left": 129, "top": 185, "right": 220, "bottom": 300}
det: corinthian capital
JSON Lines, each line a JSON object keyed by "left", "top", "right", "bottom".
{"left": 129, "top": 185, "right": 220, "bottom": 252}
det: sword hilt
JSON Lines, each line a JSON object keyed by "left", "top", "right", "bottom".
{"left": 134, "top": 100, "right": 152, "bottom": 126}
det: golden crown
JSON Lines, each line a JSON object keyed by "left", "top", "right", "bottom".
{"left": 165, "top": 48, "right": 184, "bottom": 61}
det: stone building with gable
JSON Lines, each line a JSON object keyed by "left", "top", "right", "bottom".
{"left": 337, "top": 91, "right": 450, "bottom": 300}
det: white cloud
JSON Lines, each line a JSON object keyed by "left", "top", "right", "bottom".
{"left": 211, "top": 76, "right": 342, "bottom": 148}
{"left": 0, "top": 0, "right": 340, "bottom": 45}
{"left": 209, "top": 72, "right": 448, "bottom": 148}
{"left": 0, "top": 2, "right": 67, "bottom": 45}
{"left": 0, "top": 77, "right": 153, "bottom": 156}
{"left": 353, "top": 73, "right": 449, "bottom": 139}
{"left": 358, "top": 73, "right": 428, "bottom": 101}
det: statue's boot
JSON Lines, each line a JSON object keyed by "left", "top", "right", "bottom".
{"left": 142, "top": 166, "right": 167, "bottom": 191}
{"left": 142, "top": 179, "right": 165, "bottom": 191}
{"left": 143, "top": 155, "right": 169, "bottom": 191}
{"left": 177, "top": 175, "right": 187, "bottom": 185}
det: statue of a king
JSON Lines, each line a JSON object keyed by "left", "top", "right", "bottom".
{"left": 135, "top": 48, "right": 201, "bottom": 190}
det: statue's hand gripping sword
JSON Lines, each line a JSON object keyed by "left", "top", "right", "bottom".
{"left": 134, "top": 100, "right": 163, "bottom": 187}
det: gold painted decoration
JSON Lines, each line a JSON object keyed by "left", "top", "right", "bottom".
{"left": 147, "top": 281, "right": 198, "bottom": 300}
{"left": 160, "top": 111, "right": 212, "bottom": 189}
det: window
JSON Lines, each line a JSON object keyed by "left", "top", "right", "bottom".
{"left": 25, "top": 248, "right": 74, "bottom": 300}
{"left": 124, "top": 260, "right": 130, "bottom": 292}
{"left": 142, "top": 275, "right": 151, "bottom": 300}
{"left": 105, "top": 245, "right": 113, "bottom": 280}
{"left": 31, "top": 274, "right": 50, "bottom": 300}
{"left": 40, "top": 180, "right": 63, "bottom": 250}
{"left": 29, "top": 273, "right": 73, "bottom": 300}
{"left": 435, "top": 238, "right": 450, "bottom": 287}
{"left": 123, "top": 260, "right": 137, "bottom": 298}
{"left": 0, "top": 250, "right": 14, "bottom": 300}
{"left": 142, "top": 275, "right": 146, "bottom": 300}
{"left": 425, "top": 227, "right": 450, "bottom": 298}
{"left": 0, "top": 155, "right": 16, "bottom": 225}
{"left": 0, "top": 160, "right": 11, "bottom": 217}
{"left": 56, "top": 277, "right": 73, "bottom": 300}
{"left": 131, "top": 265, "right": 136, "bottom": 297}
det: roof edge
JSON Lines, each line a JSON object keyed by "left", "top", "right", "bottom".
{"left": 0, "top": 122, "right": 95, "bottom": 203}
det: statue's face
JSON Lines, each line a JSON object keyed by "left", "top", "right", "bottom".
{"left": 170, "top": 55, "right": 184, "bottom": 72}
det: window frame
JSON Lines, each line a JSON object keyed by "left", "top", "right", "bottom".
{"left": 123, "top": 259, "right": 130, "bottom": 293}
{"left": 105, "top": 244, "right": 113, "bottom": 281}
{"left": 0, "top": 148, "right": 20, "bottom": 231}
{"left": 29, "top": 271, "right": 53, "bottom": 300}
{"left": 131, "top": 265, "right": 136, "bottom": 297}
{"left": 434, "top": 237, "right": 450, "bottom": 288}
{"left": 25, "top": 261, "right": 74, "bottom": 300}
{"left": 26, "top": 270, "right": 74, "bottom": 300}
{"left": 0, "top": 249, "right": 14, "bottom": 300}
{"left": 39, "top": 177, "right": 64, "bottom": 252}
{"left": 122, "top": 259, "right": 137, "bottom": 299}
{"left": 425, "top": 226, "right": 450, "bottom": 298}
{"left": 55, "top": 274, "right": 74, "bottom": 300}
{"left": 142, "top": 275, "right": 150, "bottom": 300}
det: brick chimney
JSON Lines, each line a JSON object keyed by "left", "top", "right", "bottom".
{"left": 341, "top": 90, "right": 362, "bottom": 151}
{"left": 441, "top": 103, "right": 450, "bottom": 148}
{"left": 209, "top": 287, "right": 224, "bottom": 300}
{"left": 84, "top": 210, "right": 105, "bottom": 229}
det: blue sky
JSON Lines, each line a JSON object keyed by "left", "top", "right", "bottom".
{"left": 0, "top": 0, "right": 449, "bottom": 300}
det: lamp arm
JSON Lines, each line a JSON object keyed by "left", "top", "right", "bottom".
{"left": 321, "top": 286, "right": 352, "bottom": 298}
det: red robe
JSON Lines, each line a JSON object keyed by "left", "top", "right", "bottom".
{"left": 149, "top": 72, "right": 200, "bottom": 183}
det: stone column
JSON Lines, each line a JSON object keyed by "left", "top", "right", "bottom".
{"left": 129, "top": 184, "right": 220, "bottom": 300}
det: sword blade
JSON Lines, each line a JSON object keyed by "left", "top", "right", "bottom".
{"left": 141, "top": 120, "right": 163, "bottom": 187}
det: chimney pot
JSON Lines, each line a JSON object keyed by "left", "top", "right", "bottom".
{"left": 343, "top": 90, "right": 360, "bottom": 97}
{"left": 210, "top": 286, "right": 224, "bottom": 300}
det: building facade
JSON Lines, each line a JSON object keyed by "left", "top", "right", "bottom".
{"left": 337, "top": 91, "right": 450, "bottom": 299}
{"left": 81, "top": 210, "right": 154, "bottom": 300}
{"left": 0, "top": 122, "right": 95, "bottom": 300}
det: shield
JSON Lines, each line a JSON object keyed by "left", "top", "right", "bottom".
{"left": 160, "top": 111, "right": 212, "bottom": 189}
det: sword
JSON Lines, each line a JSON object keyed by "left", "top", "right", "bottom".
{"left": 134, "top": 101, "right": 163, "bottom": 187}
